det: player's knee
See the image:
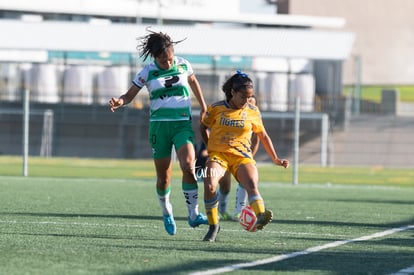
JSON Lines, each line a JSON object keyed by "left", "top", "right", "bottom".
{"left": 180, "top": 159, "right": 195, "bottom": 175}
{"left": 156, "top": 175, "right": 171, "bottom": 187}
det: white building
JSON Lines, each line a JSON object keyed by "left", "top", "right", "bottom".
{"left": 0, "top": 0, "right": 354, "bottom": 112}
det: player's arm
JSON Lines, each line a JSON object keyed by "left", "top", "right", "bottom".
{"left": 109, "top": 85, "right": 141, "bottom": 112}
{"left": 256, "top": 130, "right": 289, "bottom": 168}
{"left": 251, "top": 133, "right": 260, "bottom": 156}
{"left": 200, "top": 104, "right": 214, "bottom": 145}
{"left": 200, "top": 122, "right": 210, "bottom": 146}
{"left": 188, "top": 74, "right": 207, "bottom": 121}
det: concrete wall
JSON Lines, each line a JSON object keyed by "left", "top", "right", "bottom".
{"left": 289, "top": 0, "right": 414, "bottom": 85}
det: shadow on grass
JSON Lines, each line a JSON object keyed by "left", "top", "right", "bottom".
{"left": 324, "top": 197, "right": 414, "bottom": 206}
{"left": 0, "top": 211, "right": 189, "bottom": 222}
{"left": 3, "top": 212, "right": 413, "bottom": 228}
{"left": 1, "top": 212, "right": 413, "bottom": 274}
{"left": 118, "top": 228, "right": 414, "bottom": 274}
{"left": 275, "top": 217, "right": 414, "bottom": 229}
{"left": 0, "top": 231, "right": 143, "bottom": 241}
{"left": 241, "top": 249, "right": 414, "bottom": 275}
{"left": 119, "top": 249, "right": 414, "bottom": 275}
{"left": 120, "top": 259, "right": 242, "bottom": 275}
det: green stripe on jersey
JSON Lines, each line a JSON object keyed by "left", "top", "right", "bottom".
{"left": 150, "top": 86, "right": 191, "bottom": 100}
{"left": 150, "top": 107, "right": 191, "bottom": 121}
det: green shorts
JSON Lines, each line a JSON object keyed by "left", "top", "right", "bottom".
{"left": 149, "top": 120, "right": 194, "bottom": 159}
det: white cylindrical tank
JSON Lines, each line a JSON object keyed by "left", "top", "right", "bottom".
{"left": 261, "top": 73, "right": 288, "bottom": 112}
{"left": 28, "top": 63, "right": 59, "bottom": 103}
{"left": 96, "top": 66, "right": 130, "bottom": 105}
{"left": 62, "top": 65, "right": 93, "bottom": 104}
{"left": 0, "top": 63, "right": 21, "bottom": 101}
{"left": 288, "top": 74, "right": 315, "bottom": 112}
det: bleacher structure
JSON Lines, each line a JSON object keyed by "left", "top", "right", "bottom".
{"left": 0, "top": 0, "right": 356, "bottom": 166}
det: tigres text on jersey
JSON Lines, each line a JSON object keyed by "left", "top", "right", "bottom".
{"left": 202, "top": 100, "right": 265, "bottom": 159}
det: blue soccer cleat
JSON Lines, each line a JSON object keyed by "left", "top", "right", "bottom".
{"left": 163, "top": 214, "right": 177, "bottom": 235}
{"left": 188, "top": 213, "right": 208, "bottom": 228}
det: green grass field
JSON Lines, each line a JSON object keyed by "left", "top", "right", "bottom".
{"left": 343, "top": 85, "right": 414, "bottom": 103}
{"left": 1, "top": 156, "right": 413, "bottom": 275}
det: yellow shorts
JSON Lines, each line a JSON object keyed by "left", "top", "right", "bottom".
{"left": 207, "top": 151, "right": 256, "bottom": 179}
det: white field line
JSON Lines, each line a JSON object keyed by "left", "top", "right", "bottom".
{"left": 388, "top": 265, "right": 414, "bottom": 275}
{"left": 189, "top": 225, "right": 414, "bottom": 275}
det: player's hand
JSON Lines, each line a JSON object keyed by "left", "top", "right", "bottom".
{"left": 281, "top": 159, "right": 289, "bottom": 168}
{"left": 199, "top": 110, "right": 207, "bottom": 122}
{"left": 275, "top": 158, "right": 289, "bottom": 168}
{"left": 109, "top": 97, "right": 124, "bottom": 112}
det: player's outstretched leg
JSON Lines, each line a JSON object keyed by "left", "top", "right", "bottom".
{"left": 203, "top": 224, "right": 220, "bottom": 242}
{"left": 249, "top": 194, "right": 273, "bottom": 230}
{"left": 188, "top": 213, "right": 208, "bottom": 228}
{"left": 157, "top": 186, "right": 176, "bottom": 235}
{"left": 256, "top": 209, "right": 273, "bottom": 230}
{"left": 234, "top": 183, "right": 248, "bottom": 220}
{"left": 163, "top": 214, "right": 177, "bottom": 235}
{"left": 218, "top": 189, "right": 232, "bottom": 221}
{"left": 203, "top": 195, "right": 220, "bottom": 241}
{"left": 183, "top": 183, "right": 208, "bottom": 228}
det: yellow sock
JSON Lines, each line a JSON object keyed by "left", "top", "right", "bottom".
{"left": 250, "top": 198, "right": 265, "bottom": 216}
{"left": 206, "top": 206, "right": 219, "bottom": 225}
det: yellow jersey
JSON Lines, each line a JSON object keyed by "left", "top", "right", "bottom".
{"left": 202, "top": 100, "right": 265, "bottom": 159}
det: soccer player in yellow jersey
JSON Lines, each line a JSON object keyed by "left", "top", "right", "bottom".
{"left": 217, "top": 95, "right": 259, "bottom": 221}
{"left": 200, "top": 70, "right": 289, "bottom": 242}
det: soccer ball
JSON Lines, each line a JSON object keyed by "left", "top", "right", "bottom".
{"left": 239, "top": 205, "right": 258, "bottom": 232}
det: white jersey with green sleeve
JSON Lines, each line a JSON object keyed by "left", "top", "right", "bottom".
{"left": 132, "top": 56, "right": 194, "bottom": 122}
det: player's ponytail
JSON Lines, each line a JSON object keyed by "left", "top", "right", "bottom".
{"left": 137, "top": 27, "right": 186, "bottom": 61}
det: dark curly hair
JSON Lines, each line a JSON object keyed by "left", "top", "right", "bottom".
{"left": 137, "top": 28, "right": 186, "bottom": 61}
{"left": 222, "top": 70, "right": 253, "bottom": 101}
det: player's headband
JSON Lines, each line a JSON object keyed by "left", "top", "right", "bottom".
{"left": 233, "top": 70, "right": 253, "bottom": 90}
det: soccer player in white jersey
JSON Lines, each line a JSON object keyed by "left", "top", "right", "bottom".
{"left": 109, "top": 29, "right": 208, "bottom": 235}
